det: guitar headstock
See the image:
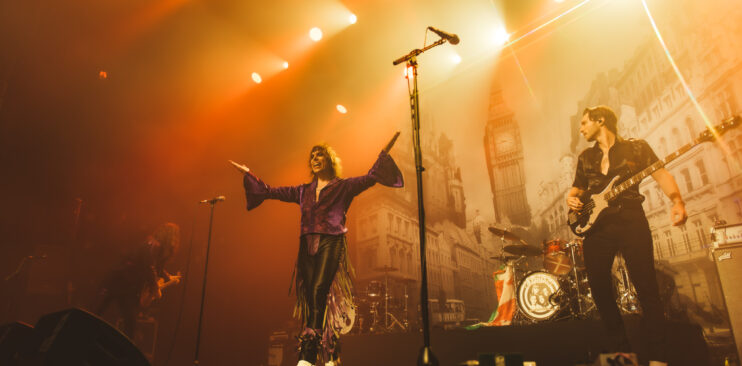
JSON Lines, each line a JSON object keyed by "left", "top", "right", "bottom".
{"left": 697, "top": 115, "right": 741, "bottom": 143}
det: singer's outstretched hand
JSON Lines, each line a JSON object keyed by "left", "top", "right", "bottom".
{"left": 229, "top": 160, "right": 250, "bottom": 174}
{"left": 382, "top": 131, "right": 401, "bottom": 154}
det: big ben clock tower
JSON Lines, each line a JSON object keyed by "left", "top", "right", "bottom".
{"left": 483, "top": 88, "right": 531, "bottom": 226}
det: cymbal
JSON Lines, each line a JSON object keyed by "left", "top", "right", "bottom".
{"left": 489, "top": 255, "right": 522, "bottom": 262}
{"left": 373, "top": 265, "right": 399, "bottom": 272}
{"left": 488, "top": 227, "right": 522, "bottom": 242}
{"left": 503, "top": 244, "right": 542, "bottom": 257}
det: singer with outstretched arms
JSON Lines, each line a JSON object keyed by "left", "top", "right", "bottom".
{"left": 230, "top": 132, "right": 403, "bottom": 366}
{"left": 566, "top": 106, "right": 686, "bottom": 366}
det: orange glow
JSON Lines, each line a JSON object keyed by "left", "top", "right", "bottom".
{"left": 98, "top": 70, "right": 108, "bottom": 80}
{"left": 111, "top": 0, "right": 190, "bottom": 56}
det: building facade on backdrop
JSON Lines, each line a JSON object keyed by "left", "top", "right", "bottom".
{"left": 347, "top": 132, "right": 499, "bottom": 324}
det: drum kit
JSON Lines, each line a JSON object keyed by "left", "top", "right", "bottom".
{"left": 488, "top": 227, "right": 637, "bottom": 323}
{"left": 354, "top": 266, "right": 411, "bottom": 334}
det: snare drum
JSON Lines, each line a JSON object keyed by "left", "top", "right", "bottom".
{"left": 517, "top": 271, "right": 561, "bottom": 321}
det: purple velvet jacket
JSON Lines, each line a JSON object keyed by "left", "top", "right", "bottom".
{"left": 242, "top": 151, "right": 403, "bottom": 236}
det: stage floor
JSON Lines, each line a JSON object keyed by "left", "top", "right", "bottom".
{"left": 275, "top": 317, "right": 712, "bottom": 366}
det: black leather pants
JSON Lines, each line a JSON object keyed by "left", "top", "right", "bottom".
{"left": 298, "top": 234, "right": 345, "bottom": 330}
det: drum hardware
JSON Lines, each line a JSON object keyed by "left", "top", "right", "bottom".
{"left": 511, "top": 238, "right": 597, "bottom": 323}
{"left": 613, "top": 254, "right": 641, "bottom": 314}
{"left": 565, "top": 241, "right": 586, "bottom": 315}
{"left": 369, "top": 266, "right": 409, "bottom": 333}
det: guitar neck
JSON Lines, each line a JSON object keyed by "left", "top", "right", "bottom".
{"left": 605, "top": 140, "right": 698, "bottom": 201}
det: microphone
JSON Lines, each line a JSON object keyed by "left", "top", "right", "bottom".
{"left": 428, "top": 26, "right": 459, "bottom": 45}
{"left": 200, "top": 196, "right": 226, "bottom": 204}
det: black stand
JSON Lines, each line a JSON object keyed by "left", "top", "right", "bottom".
{"left": 393, "top": 36, "right": 450, "bottom": 366}
{"left": 193, "top": 198, "right": 221, "bottom": 365}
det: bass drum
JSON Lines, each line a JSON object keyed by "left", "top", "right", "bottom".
{"left": 517, "top": 271, "right": 561, "bottom": 321}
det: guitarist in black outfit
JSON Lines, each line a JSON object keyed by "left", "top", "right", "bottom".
{"left": 96, "top": 222, "right": 181, "bottom": 337}
{"left": 566, "top": 106, "right": 687, "bottom": 366}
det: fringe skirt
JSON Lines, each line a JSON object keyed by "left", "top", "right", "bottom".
{"left": 291, "top": 234, "right": 355, "bottom": 361}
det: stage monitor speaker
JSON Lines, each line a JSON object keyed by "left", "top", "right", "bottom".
{"left": 0, "top": 321, "right": 35, "bottom": 366}
{"left": 23, "top": 307, "right": 150, "bottom": 366}
{"left": 475, "top": 353, "right": 524, "bottom": 366}
{"left": 593, "top": 353, "right": 638, "bottom": 366}
{"left": 712, "top": 243, "right": 742, "bottom": 361}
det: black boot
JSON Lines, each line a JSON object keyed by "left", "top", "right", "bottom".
{"left": 297, "top": 329, "right": 320, "bottom": 365}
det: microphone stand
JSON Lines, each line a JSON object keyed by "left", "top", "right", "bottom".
{"left": 393, "top": 36, "right": 449, "bottom": 366}
{"left": 193, "top": 198, "right": 222, "bottom": 365}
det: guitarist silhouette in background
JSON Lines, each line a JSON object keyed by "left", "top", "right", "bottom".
{"left": 96, "top": 222, "right": 181, "bottom": 337}
{"left": 566, "top": 106, "right": 687, "bottom": 366}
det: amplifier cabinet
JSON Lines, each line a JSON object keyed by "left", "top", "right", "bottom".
{"left": 712, "top": 243, "right": 742, "bottom": 361}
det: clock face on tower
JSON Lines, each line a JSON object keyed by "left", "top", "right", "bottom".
{"left": 495, "top": 132, "right": 515, "bottom": 153}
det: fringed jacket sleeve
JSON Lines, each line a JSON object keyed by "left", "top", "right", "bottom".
{"left": 345, "top": 150, "right": 404, "bottom": 198}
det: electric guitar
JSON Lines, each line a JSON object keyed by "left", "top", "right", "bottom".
{"left": 568, "top": 115, "right": 741, "bottom": 237}
{"left": 140, "top": 272, "right": 182, "bottom": 307}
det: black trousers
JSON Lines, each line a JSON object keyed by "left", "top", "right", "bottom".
{"left": 582, "top": 208, "right": 666, "bottom": 361}
{"left": 96, "top": 287, "right": 139, "bottom": 337}
{"left": 298, "top": 234, "right": 345, "bottom": 330}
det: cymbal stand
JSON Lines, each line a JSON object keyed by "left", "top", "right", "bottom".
{"left": 383, "top": 270, "right": 407, "bottom": 332}
{"left": 403, "top": 284, "right": 410, "bottom": 330}
{"left": 567, "top": 242, "right": 584, "bottom": 315}
{"left": 615, "top": 254, "right": 640, "bottom": 314}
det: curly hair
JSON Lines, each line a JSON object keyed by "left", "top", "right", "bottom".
{"left": 152, "top": 222, "right": 180, "bottom": 261}
{"left": 308, "top": 143, "right": 342, "bottom": 178}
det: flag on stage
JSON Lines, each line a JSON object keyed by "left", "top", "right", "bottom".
{"left": 465, "top": 265, "right": 515, "bottom": 329}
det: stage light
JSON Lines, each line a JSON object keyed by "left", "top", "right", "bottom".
{"left": 348, "top": 14, "right": 357, "bottom": 24}
{"left": 98, "top": 70, "right": 108, "bottom": 80}
{"left": 251, "top": 72, "right": 262, "bottom": 84}
{"left": 282, "top": 61, "right": 289, "bottom": 69}
{"left": 336, "top": 104, "right": 348, "bottom": 114}
{"left": 309, "top": 27, "right": 323, "bottom": 42}
{"left": 555, "top": 0, "right": 565, "bottom": 2}
{"left": 493, "top": 26, "right": 510, "bottom": 46}
{"left": 451, "top": 53, "right": 462, "bottom": 64}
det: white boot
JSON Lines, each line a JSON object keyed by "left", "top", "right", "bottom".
{"left": 297, "top": 361, "right": 314, "bottom": 366}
